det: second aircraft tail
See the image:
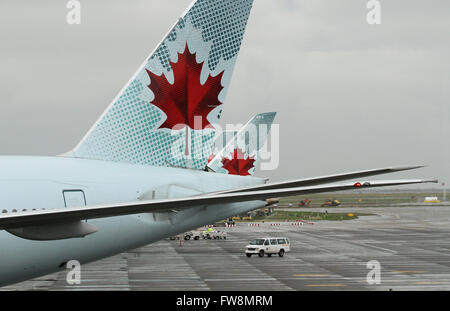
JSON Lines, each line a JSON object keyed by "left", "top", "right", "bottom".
{"left": 207, "top": 112, "right": 277, "bottom": 176}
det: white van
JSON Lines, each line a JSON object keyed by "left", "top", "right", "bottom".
{"left": 245, "top": 237, "right": 290, "bottom": 258}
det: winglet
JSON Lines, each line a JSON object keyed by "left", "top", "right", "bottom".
{"left": 389, "top": 165, "right": 427, "bottom": 171}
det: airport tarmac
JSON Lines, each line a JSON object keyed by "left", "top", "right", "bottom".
{"left": 4, "top": 205, "right": 450, "bottom": 291}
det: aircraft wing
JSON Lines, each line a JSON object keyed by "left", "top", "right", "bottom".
{"left": 0, "top": 179, "right": 436, "bottom": 230}
{"left": 213, "top": 165, "right": 426, "bottom": 194}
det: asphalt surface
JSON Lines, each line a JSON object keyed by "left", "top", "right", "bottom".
{"left": 4, "top": 205, "right": 450, "bottom": 291}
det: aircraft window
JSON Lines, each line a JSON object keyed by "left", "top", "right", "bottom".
{"left": 22, "top": 209, "right": 27, "bottom": 212}
{"left": 1, "top": 210, "right": 7, "bottom": 213}
{"left": 270, "top": 239, "right": 278, "bottom": 245}
{"left": 12, "top": 209, "right": 17, "bottom": 213}
{"left": 264, "top": 240, "right": 270, "bottom": 246}
{"left": 277, "top": 239, "right": 286, "bottom": 244}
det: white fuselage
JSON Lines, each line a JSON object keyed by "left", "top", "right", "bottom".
{"left": 0, "top": 156, "right": 266, "bottom": 287}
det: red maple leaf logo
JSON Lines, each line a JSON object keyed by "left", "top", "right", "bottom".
{"left": 146, "top": 44, "right": 224, "bottom": 130}
{"left": 221, "top": 148, "right": 256, "bottom": 176}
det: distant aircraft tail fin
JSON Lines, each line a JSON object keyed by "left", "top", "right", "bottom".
{"left": 207, "top": 112, "right": 277, "bottom": 176}
{"left": 68, "top": 0, "right": 255, "bottom": 170}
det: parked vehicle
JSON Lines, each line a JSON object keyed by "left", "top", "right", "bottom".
{"left": 245, "top": 237, "right": 290, "bottom": 258}
{"left": 202, "top": 227, "right": 215, "bottom": 239}
{"left": 202, "top": 228, "right": 227, "bottom": 240}
{"left": 211, "top": 230, "right": 227, "bottom": 240}
{"left": 192, "top": 231, "right": 202, "bottom": 240}
{"left": 298, "top": 198, "right": 311, "bottom": 207}
{"left": 321, "top": 199, "right": 340, "bottom": 207}
{"left": 183, "top": 231, "right": 201, "bottom": 240}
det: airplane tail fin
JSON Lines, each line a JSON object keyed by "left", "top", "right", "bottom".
{"left": 207, "top": 112, "right": 277, "bottom": 176}
{"left": 68, "top": 0, "right": 255, "bottom": 170}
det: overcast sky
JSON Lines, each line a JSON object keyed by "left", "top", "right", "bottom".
{"left": 0, "top": 0, "right": 448, "bottom": 188}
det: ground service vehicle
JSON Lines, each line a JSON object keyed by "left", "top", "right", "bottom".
{"left": 298, "top": 199, "right": 311, "bottom": 207}
{"left": 202, "top": 228, "right": 227, "bottom": 239}
{"left": 321, "top": 199, "right": 341, "bottom": 207}
{"left": 245, "top": 237, "right": 290, "bottom": 257}
{"left": 184, "top": 231, "right": 202, "bottom": 240}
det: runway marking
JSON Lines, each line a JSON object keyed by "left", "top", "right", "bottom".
{"left": 414, "top": 281, "right": 442, "bottom": 285}
{"left": 293, "top": 274, "right": 329, "bottom": 277}
{"left": 305, "top": 284, "right": 346, "bottom": 287}
{"left": 299, "top": 231, "right": 397, "bottom": 254}
{"left": 204, "top": 278, "right": 277, "bottom": 282}
{"left": 392, "top": 270, "right": 426, "bottom": 274}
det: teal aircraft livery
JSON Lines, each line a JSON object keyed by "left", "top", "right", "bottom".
{"left": 0, "top": 0, "right": 436, "bottom": 287}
